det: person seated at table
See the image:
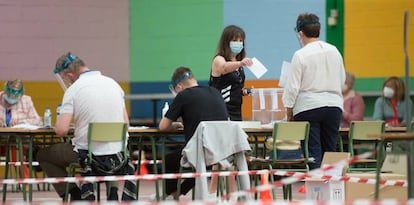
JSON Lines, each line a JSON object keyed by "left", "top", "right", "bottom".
{"left": 37, "top": 52, "right": 136, "bottom": 201}
{"left": 0, "top": 79, "right": 42, "bottom": 127}
{"left": 0, "top": 79, "right": 42, "bottom": 177}
{"left": 341, "top": 72, "right": 365, "bottom": 128}
{"left": 159, "top": 66, "right": 229, "bottom": 200}
{"left": 373, "top": 76, "right": 413, "bottom": 127}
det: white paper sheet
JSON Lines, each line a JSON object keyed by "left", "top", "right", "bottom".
{"left": 278, "top": 61, "right": 291, "bottom": 87}
{"left": 12, "top": 124, "right": 42, "bottom": 130}
{"left": 271, "top": 90, "right": 278, "bottom": 110}
{"left": 246, "top": 57, "right": 268, "bottom": 79}
{"left": 259, "top": 88, "right": 265, "bottom": 110}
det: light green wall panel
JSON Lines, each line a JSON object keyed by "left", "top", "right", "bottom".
{"left": 130, "top": 0, "right": 223, "bottom": 82}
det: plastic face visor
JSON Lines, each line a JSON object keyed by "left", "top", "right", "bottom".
{"left": 53, "top": 54, "right": 77, "bottom": 91}
{"left": 168, "top": 72, "right": 192, "bottom": 96}
{"left": 5, "top": 84, "right": 23, "bottom": 97}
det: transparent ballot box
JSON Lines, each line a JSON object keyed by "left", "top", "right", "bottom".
{"left": 251, "top": 88, "right": 286, "bottom": 124}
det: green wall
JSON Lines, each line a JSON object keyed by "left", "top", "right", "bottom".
{"left": 130, "top": 0, "right": 223, "bottom": 82}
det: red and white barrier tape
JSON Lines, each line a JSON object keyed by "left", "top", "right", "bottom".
{"left": 2, "top": 151, "right": 400, "bottom": 192}
{"left": 0, "top": 161, "right": 39, "bottom": 166}
{"left": 227, "top": 151, "right": 377, "bottom": 198}
{"left": 0, "top": 160, "right": 161, "bottom": 167}
{"left": 132, "top": 159, "right": 162, "bottom": 165}
{"left": 1, "top": 199, "right": 414, "bottom": 205}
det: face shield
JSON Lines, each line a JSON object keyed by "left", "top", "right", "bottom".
{"left": 53, "top": 54, "right": 77, "bottom": 91}
{"left": 4, "top": 84, "right": 23, "bottom": 105}
{"left": 168, "top": 72, "right": 192, "bottom": 97}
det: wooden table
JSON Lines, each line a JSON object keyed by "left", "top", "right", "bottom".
{"left": 368, "top": 132, "right": 414, "bottom": 199}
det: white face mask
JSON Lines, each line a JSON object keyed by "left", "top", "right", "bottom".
{"left": 383, "top": 86, "right": 395, "bottom": 98}
{"left": 3, "top": 94, "right": 19, "bottom": 105}
{"left": 229, "top": 41, "right": 243, "bottom": 54}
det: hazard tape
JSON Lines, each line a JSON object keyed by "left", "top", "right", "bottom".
{"left": 225, "top": 151, "right": 379, "bottom": 198}
{"left": 1, "top": 199, "right": 414, "bottom": 205}
{"left": 0, "top": 161, "right": 39, "bottom": 166}
{"left": 0, "top": 160, "right": 160, "bottom": 167}
{"left": 2, "top": 151, "right": 400, "bottom": 192}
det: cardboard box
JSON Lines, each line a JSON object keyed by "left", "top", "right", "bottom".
{"left": 305, "top": 152, "right": 350, "bottom": 201}
{"left": 306, "top": 179, "right": 344, "bottom": 200}
{"left": 251, "top": 88, "right": 285, "bottom": 124}
{"left": 345, "top": 173, "right": 407, "bottom": 200}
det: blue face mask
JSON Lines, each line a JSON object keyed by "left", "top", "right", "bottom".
{"left": 4, "top": 94, "right": 19, "bottom": 105}
{"left": 230, "top": 41, "right": 243, "bottom": 54}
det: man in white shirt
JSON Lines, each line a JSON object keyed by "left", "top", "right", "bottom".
{"left": 37, "top": 52, "right": 136, "bottom": 201}
{"left": 282, "top": 13, "right": 345, "bottom": 169}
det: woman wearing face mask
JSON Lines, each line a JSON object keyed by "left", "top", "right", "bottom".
{"left": 0, "top": 79, "right": 42, "bottom": 127}
{"left": 209, "top": 25, "right": 253, "bottom": 121}
{"left": 373, "top": 76, "right": 413, "bottom": 127}
{"left": 341, "top": 72, "right": 365, "bottom": 128}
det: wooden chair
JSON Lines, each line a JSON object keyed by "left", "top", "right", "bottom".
{"left": 347, "top": 121, "right": 385, "bottom": 172}
{"left": 248, "top": 121, "right": 311, "bottom": 200}
{"left": 65, "top": 122, "right": 128, "bottom": 201}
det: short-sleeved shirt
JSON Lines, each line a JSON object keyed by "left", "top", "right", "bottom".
{"left": 165, "top": 86, "right": 228, "bottom": 142}
{"left": 60, "top": 71, "right": 126, "bottom": 155}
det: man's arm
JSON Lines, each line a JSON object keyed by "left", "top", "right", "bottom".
{"left": 159, "top": 117, "right": 174, "bottom": 131}
{"left": 54, "top": 113, "right": 72, "bottom": 137}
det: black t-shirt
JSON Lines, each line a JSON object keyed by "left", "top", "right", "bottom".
{"left": 209, "top": 67, "right": 245, "bottom": 121}
{"left": 165, "top": 86, "right": 229, "bottom": 142}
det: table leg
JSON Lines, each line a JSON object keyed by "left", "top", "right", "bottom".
{"left": 408, "top": 141, "right": 414, "bottom": 198}
{"left": 374, "top": 140, "right": 385, "bottom": 200}
{"left": 2, "top": 136, "right": 10, "bottom": 202}
{"left": 151, "top": 137, "right": 160, "bottom": 201}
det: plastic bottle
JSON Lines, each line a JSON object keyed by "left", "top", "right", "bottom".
{"left": 44, "top": 107, "right": 52, "bottom": 128}
{"left": 162, "top": 102, "right": 169, "bottom": 118}
{"left": 56, "top": 104, "right": 62, "bottom": 123}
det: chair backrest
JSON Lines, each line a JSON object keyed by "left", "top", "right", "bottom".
{"left": 348, "top": 121, "right": 385, "bottom": 140}
{"left": 271, "top": 121, "right": 310, "bottom": 158}
{"left": 86, "top": 122, "right": 128, "bottom": 175}
{"left": 87, "top": 122, "right": 128, "bottom": 159}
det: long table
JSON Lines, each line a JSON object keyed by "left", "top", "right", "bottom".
{"left": 0, "top": 126, "right": 409, "bottom": 201}
{"left": 0, "top": 128, "right": 71, "bottom": 202}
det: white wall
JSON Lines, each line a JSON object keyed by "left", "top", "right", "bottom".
{"left": 0, "top": 0, "right": 129, "bottom": 81}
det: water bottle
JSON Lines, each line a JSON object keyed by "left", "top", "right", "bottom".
{"left": 56, "top": 104, "right": 62, "bottom": 123}
{"left": 162, "top": 102, "right": 169, "bottom": 118}
{"left": 43, "top": 107, "right": 52, "bottom": 128}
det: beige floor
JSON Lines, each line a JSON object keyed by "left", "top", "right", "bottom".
{"left": 2, "top": 180, "right": 306, "bottom": 202}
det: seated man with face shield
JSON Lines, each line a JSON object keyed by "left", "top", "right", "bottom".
{"left": 0, "top": 79, "right": 42, "bottom": 127}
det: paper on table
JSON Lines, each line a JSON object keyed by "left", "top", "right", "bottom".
{"left": 278, "top": 61, "right": 291, "bottom": 87}
{"left": 246, "top": 57, "right": 268, "bottom": 79}
{"left": 12, "top": 124, "right": 42, "bottom": 130}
